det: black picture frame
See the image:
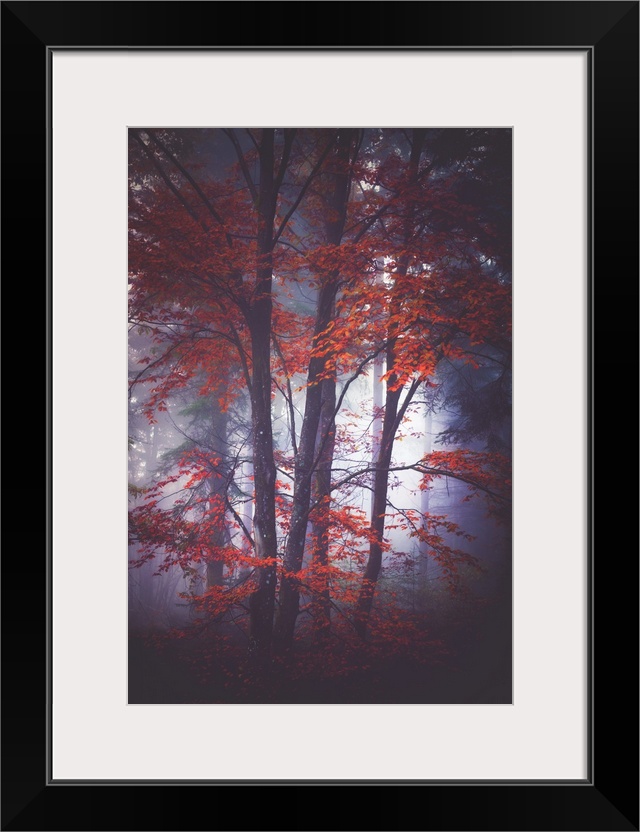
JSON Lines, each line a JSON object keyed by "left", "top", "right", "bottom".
{"left": 3, "top": 2, "right": 638, "bottom": 830}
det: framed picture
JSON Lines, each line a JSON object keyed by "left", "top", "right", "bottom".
{"left": 4, "top": 2, "right": 637, "bottom": 829}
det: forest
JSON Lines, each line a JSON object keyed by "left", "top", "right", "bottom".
{"left": 128, "top": 127, "right": 512, "bottom": 704}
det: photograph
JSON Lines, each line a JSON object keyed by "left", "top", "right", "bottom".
{"left": 128, "top": 127, "right": 512, "bottom": 705}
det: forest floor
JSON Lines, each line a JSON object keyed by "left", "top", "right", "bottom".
{"left": 128, "top": 590, "right": 511, "bottom": 705}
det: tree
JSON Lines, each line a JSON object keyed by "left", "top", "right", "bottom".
{"left": 350, "top": 128, "right": 512, "bottom": 634}
{"left": 274, "top": 128, "right": 358, "bottom": 650}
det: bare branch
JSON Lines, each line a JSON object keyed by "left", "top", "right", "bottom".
{"left": 222, "top": 129, "right": 258, "bottom": 203}
{"left": 273, "top": 128, "right": 296, "bottom": 195}
{"left": 146, "top": 129, "right": 233, "bottom": 247}
{"left": 131, "top": 130, "right": 206, "bottom": 230}
{"left": 225, "top": 496, "right": 255, "bottom": 549}
{"left": 273, "top": 133, "right": 338, "bottom": 244}
{"left": 245, "top": 129, "right": 259, "bottom": 152}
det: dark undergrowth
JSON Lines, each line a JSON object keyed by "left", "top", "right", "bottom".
{"left": 128, "top": 591, "right": 511, "bottom": 705}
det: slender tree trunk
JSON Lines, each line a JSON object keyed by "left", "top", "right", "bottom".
{"left": 247, "top": 130, "right": 279, "bottom": 656}
{"left": 205, "top": 403, "right": 229, "bottom": 588}
{"left": 239, "top": 457, "right": 254, "bottom": 572}
{"left": 205, "top": 521, "right": 229, "bottom": 591}
{"left": 275, "top": 130, "right": 354, "bottom": 650}
{"left": 355, "top": 383, "right": 405, "bottom": 636}
{"left": 274, "top": 278, "right": 339, "bottom": 647}
{"left": 355, "top": 129, "right": 426, "bottom": 638}
{"left": 137, "top": 422, "right": 162, "bottom": 618}
{"left": 370, "top": 351, "right": 384, "bottom": 520}
{"left": 309, "top": 370, "right": 337, "bottom": 638}
{"left": 418, "top": 408, "right": 433, "bottom": 585}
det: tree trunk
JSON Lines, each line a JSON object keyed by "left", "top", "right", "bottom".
{"left": 205, "top": 402, "right": 230, "bottom": 589}
{"left": 247, "top": 130, "right": 279, "bottom": 656}
{"left": 355, "top": 129, "right": 426, "bottom": 638}
{"left": 239, "top": 457, "right": 254, "bottom": 575}
{"left": 418, "top": 408, "right": 433, "bottom": 586}
{"left": 370, "top": 351, "right": 384, "bottom": 520}
{"left": 309, "top": 373, "right": 337, "bottom": 638}
{"left": 274, "top": 130, "right": 354, "bottom": 650}
{"left": 355, "top": 383, "right": 404, "bottom": 636}
{"left": 274, "top": 278, "right": 339, "bottom": 648}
